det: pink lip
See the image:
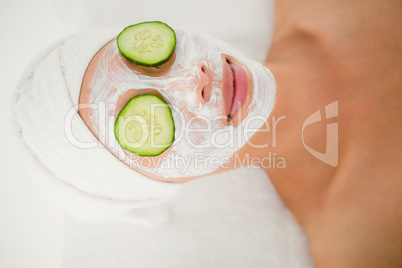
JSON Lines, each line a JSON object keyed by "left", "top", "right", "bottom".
{"left": 221, "top": 59, "right": 249, "bottom": 119}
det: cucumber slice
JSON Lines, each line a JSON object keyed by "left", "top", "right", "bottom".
{"left": 114, "top": 94, "right": 175, "bottom": 156}
{"left": 117, "top": 21, "right": 176, "bottom": 67}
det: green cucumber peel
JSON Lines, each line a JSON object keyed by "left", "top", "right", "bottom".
{"left": 117, "top": 21, "right": 176, "bottom": 67}
{"left": 114, "top": 94, "right": 175, "bottom": 157}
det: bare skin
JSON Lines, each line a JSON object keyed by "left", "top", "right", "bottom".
{"left": 262, "top": 0, "right": 402, "bottom": 266}
{"left": 79, "top": 0, "right": 402, "bottom": 266}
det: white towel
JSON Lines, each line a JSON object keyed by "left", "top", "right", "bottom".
{"left": 13, "top": 30, "right": 183, "bottom": 224}
{"left": 63, "top": 167, "right": 315, "bottom": 268}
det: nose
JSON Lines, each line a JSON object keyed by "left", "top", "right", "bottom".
{"left": 195, "top": 62, "right": 212, "bottom": 104}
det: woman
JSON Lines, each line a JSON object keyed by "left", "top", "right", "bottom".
{"left": 14, "top": 0, "right": 401, "bottom": 267}
{"left": 264, "top": 0, "right": 402, "bottom": 266}
{"left": 14, "top": 7, "right": 311, "bottom": 268}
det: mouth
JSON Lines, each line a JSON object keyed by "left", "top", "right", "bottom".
{"left": 221, "top": 57, "right": 249, "bottom": 121}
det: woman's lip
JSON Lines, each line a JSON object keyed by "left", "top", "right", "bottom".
{"left": 221, "top": 59, "right": 234, "bottom": 117}
{"left": 221, "top": 58, "right": 249, "bottom": 120}
{"left": 228, "top": 63, "right": 249, "bottom": 118}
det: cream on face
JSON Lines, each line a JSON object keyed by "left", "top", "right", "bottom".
{"left": 88, "top": 28, "right": 276, "bottom": 178}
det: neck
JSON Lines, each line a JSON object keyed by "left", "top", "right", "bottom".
{"left": 240, "top": 0, "right": 402, "bottom": 226}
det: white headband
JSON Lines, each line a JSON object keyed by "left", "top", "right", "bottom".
{"left": 13, "top": 30, "right": 183, "bottom": 224}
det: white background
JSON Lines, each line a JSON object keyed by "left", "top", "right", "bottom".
{"left": 0, "top": 1, "right": 67, "bottom": 267}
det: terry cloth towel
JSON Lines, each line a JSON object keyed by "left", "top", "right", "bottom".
{"left": 12, "top": 30, "right": 183, "bottom": 224}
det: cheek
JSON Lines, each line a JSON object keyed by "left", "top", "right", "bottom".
{"left": 160, "top": 78, "right": 200, "bottom": 111}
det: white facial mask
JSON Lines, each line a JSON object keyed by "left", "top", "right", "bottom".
{"left": 88, "top": 28, "right": 276, "bottom": 178}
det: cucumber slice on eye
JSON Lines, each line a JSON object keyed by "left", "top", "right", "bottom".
{"left": 117, "top": 21, "right": 176, "bottom": 67}
{"left": 114, "top": 94, "right": 175, "bottom": 156}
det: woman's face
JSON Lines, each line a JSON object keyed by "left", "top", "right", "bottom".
{"left": 79, "top": 28, "right": 276, "bottom": 180}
